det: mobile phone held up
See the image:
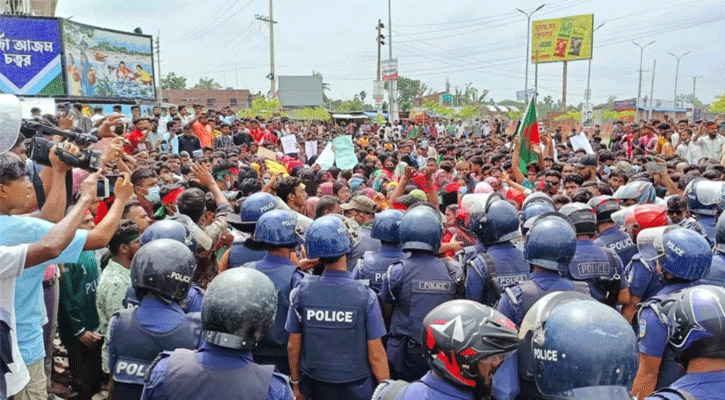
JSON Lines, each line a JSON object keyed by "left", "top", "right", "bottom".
{"left": 97, "top": 175, "right": 120, "bottom": 199}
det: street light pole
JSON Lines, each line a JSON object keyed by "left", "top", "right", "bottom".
{"left": 516, "top": 4, "right": 545, "bottom": 102}
{"left": 585, "top": 22, "right": 605, "bottom": 106}
{"left": 668, "top": 50, "right": 691, "bottom": 117}
{"left": 633, "top": 40, "right": 655, "bottom": 122}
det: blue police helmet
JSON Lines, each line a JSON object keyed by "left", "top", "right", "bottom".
{"left": 131, "top": 239, "right": 196, "bottom": 304}
{"left": 520, "top": 292, "right": 638, "bottom": 399}
{"left": 521, "top": 192, "right": 556, "bottom": 212}
{"left": 613, "top": 180, "right": 656, "bottom": 204}
{"left": 470, "top": 197, "right": 521, "bottom": 245}
{"left": 667, "top": 285, "right": 725, "bottom": 362}
{"left": 715, "top": 211, "right": 725, "bottom": 253}
{"left": 400, "top": 206, "right": 443, "bottom": 253}
{"left": 227, "top": 192, "right": 277, "bottom": 230}
{"left": 139, "top": 220, "right": 189, "bottom": 247}
{"left": 521, "top": 202, "right": 556, "bottom": 236}
{"left": 305, "top": 215, "right": 353, "bottom": 259}
{"left": 684, "top": 178, "right": 725, "bottom": 216}
{"left": 371, "top": 209, "right": 404, "bottom": 244}
{"left": 253, "top": 209, "right": 302, "bottom": 247}
{"left": 524, "top": 213, "right": 577, "bottom": 271}
{"left": 661, "top": 228, "right": 712, "bottom": 281}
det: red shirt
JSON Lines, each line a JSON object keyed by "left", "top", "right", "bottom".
{"left": 124, "top": 129, "right": 144, "bottom": 154}
{"left": 250, "top": 127, "right": 265, "bottom": 143}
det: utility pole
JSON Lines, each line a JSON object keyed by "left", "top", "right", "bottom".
{"left": 376, "top": 20, "right": 384, "bottom": 80}
{"left": 633, "top": 40, "right": 655, "bottom": 122}
{"left": 668, "top": 50, "right": 691, "bottom": 117}
{"left": 562, "top": 61, "right": 567, "bottom": 111}
{"left": 585, "top": 23, "right": 605, "bottom": 108}
{"left": 648, "top": 59, "right": 656, "bottom": 121}
{"left": 387, "top": 0, "right": 395, "bottom": 121}
{"left": 156, "top": 32, "right": 162, "bottom": 101}
{"left": 376, "top": 20, "right": 385, "bottom": 115}
{"left": 256, "top": 3, "right": 278, "bottom": 98}
{"left": 534, "top": 49, "right": 539, "bottom": 95}
{"left": 692, "top": 75, "right": 702, "bottom": 97}
{"left": 516, "top": 4, "right": 545, "bottom": 102}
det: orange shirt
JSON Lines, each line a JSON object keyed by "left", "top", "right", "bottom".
{"left": 193, "top": 122, "right": 213, "bottom": 147}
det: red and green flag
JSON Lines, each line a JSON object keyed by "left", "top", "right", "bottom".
{"left": 516, "top": 95, "right": 540, "bottom": 172}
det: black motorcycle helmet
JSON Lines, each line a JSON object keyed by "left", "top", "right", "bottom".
{"left": 130, "top": 239, "right": 195, "bottom": 304}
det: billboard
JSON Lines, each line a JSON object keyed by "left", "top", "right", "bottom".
{"left": 382, "top": 58, "right": 398, "bottom": 81}
{"left": 278, "top": 75, "right": 323, "bottom": 107}
{"left": 62, "top": 20, "right": 155, "bottom": 100}
{"left": 0, "top": 16, "right": 64, "bottom": 96}
{"left": 532, "top": 14, "right": 593, "bottom": 63}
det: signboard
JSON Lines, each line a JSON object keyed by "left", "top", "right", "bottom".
{"left": 331, "top": 135, "right": 357, "bottom": 170}
{"left": 304, "top": 141, "right": 317, "bottom": 159}
{"left": 62, "top": 20, "right": 155, "bottom": 100}
{"left": 278, "top": 75, "right": 323, "bottom": 107}
{"left": 280, "top": 134, "right": 298, "bottom": 154}
{"left": 382, "top": 58, "right": 398, "bottom": 81}
{"left": 531, "top": 14, "right": 593, "bottom": 63}
{"left": 614, "top": 99, "right": 637, "bottom": 112}
{"left": 516, "top": 89, "right": 535, "bottom": 102}
{"left": 582, "top": 102, "right": 593, "bottom": 128}
{"left": 373, "top": 80, "right": 384, "bottom": 107}
{"left": 442, "top": 93, "right": 452, "bottom": 104}
{"left": 0, "top": 16, "right": 64, "bottom": 96}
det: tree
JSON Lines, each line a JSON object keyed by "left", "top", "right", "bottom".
{"left": 240, "top": 97, "right": 285, "bottom": 119}
{"left": 312, "top": 71, "right": 331, "bottom": 104}
{"left": 192, "top": 77, "right": 221, "bottom": 90}
{"left": 393, "top": 77, "right": 423, "bottom": 112}
{"left": 161, "top": 72, "right": 187, "bottom": 90}
{"left": 554, "top": 110, "right": 582, "bottom": 121}
{"left": 458, "top": 105, "right": 480, "bottom": 120}
{"left": 297, "top": 107, "right": 330, "bottom": 121}
{"left": 359, "top": 90, "right": 367, "bottom": 102}
{"left": 710, "top": 94, "right": 725, "bottom": 113}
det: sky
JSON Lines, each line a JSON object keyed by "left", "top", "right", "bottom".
{"left": 55, "top": 0, "right": 725, "bottom": 106}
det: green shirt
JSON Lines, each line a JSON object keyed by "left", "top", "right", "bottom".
{"left": 96, "top": 259, "right": 131, "bottom": 373}
{"left": 58, "top": 250, "right": 100, "bottom": 340}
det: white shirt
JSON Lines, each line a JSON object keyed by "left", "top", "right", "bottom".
{"left": 695, "top": 134, "right": 725, "bottom": 160}
{"left": 676, "top": 141, "right": 704, "bottom": 165}
{"left": 1, "top": 244, "right": 29, "bottom": 396}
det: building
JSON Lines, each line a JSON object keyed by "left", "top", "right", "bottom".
{"left": 161, "top": 89, "right": 253, "bottom": 110}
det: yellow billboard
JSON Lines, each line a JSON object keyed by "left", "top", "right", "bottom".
{"left": 531, "top": 14, "right": 593, "bottom": 63}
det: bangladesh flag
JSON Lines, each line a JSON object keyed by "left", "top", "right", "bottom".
{"left": 516, "top": 95, "right": 540, "bottom": 172}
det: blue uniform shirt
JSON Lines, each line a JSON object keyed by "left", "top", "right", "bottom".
{"left": 108, "top": 298, "right": 188, "bottom": 374}
{"left": 645, "top": 371, "right": 725, "bottom": 400}
{"left": 255, "top": 254, "right": 305, "bottom": 289}
{"left": 351, "top": 245, "right": 407, "bottom": 292}
{"left": 374, "top": 371, "right": 475, "bottom": 400}
{"left": 697, "top": 215, "right": 716, "bottom": 246}
{"left": 140, "top": 342, "right": 293, "bottom": 400}
{"left": 626, "top": 255, "right": 664, "bottom": 301}
{"left": 595, "top": 225, "right": 637, "bottom": 266}
{"left": 565, "top": 238, "right": 628, "bottom": 302}
{"left": 497, "top": 271, "right": 573, "bottom": 326}
{"left": 285, "top": 269, "right": 386, "bottom": 340}
{"left": 699, "top": 252, "right": 725, "bottom": 287}
{"left": 638, "top": 283, "right": 691, "bottom": 358}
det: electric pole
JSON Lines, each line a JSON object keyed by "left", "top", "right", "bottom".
{"left": 516, "top": 4, "right": 545, "bottom": 102}
{"left": 562, "top": 61, "right": 567, "bottom": 111}
{"left": 387, "top": 0, "right": 395, "bottom": 121}
{"left": 156, "top": 32, "right": 162, "bottom": 101}
{"left": 256, "top": 2, "right": 278, "bottom": 98}
{"left": 376, "top": 20, "right": 384, "bottom": 81}
{"left": 692, "top": 75, "right": 702, "bottom": 97}
{"left": 668, "top": 50, "right": 691, "bottom": 117}
{"left": 633, "top": 40, "right": 655, "bottom": 122}
{"left": 648, "top": 59, "right": 656, "bottom": 121}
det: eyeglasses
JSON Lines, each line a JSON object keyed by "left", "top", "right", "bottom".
{"left": 667, "top": 209, "right": 684, "bottom": 216}
{"left": 546, "top": 180, "right": 560, "bottom": 186}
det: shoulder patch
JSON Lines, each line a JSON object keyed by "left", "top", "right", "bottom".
{"left": 639, "top": 319, "right": 647, "bottom": 338}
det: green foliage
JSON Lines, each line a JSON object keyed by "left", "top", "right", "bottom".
{"left": 710, "top": 94, "right": 725, "bottom": 113}
{"left": 508, "top": 110, "right": 522, "bottom": 120}
{"left": 374, "top": 115, "right": 386, "bottom": 125}
{"left": 618, "top": 110, "right": 636, "bottom": 119}
{"left": 337, "top": 98, "right": 364, "bottom": 112}
{"left": 458, "top": 105, "right": 480, "bottom": 119}
{"left": 192, "top": 77, "right": 221, "bottom": 90}
{"left": 554, "top": 110, "right": 582, "bottom": 121}
{"left": 602, "top": 110, "right": 620, "bottom": 121}
{"left": 296, "top": 107, "right": 330, "bottom": 121}
{"left": 161, "top": 72, "right": 187, "bottom": 90}
{"left": 239, "top": 97, "right": 286, "bottom": 119}
{"left": 422, "top": 99, "right": 454, "bottom": 118}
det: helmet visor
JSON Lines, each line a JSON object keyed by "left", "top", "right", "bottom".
{"left": 692, "top": 180, "right": 725, "bottom": 207}
{"left": 636, "top": 226, "right": 674, "bottom": 262}
{"left": 613, "top": 181, "right": 650, "bottom": 201}
{"left": 611, "top": 205, "right": 636, "bottom": 228}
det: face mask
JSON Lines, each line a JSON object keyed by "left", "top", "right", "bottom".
{"left": 225, "top": 179, "right": 232, "bottom": 190}
{"left": 460, "top": 186, "right": 468, "bottom": 195}
{"left": 603, "top": 166, "right": 611, "bottom": 174}
{"left": 144, "top": 186, "right": 161, "bottom": 203}
{"left": 632, "top": 165, "right": 641, "bottom": 173}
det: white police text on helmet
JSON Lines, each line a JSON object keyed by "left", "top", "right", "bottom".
{"left": 306, "top": 309, "right": 354, "bottom": 323}
{"left": 259, "top": 202, "right": 275, "bottom": 213}
{"left": 665, "top": 240, "right": 685, "bottom": 257}
{"left": 169, "top": 271, "right": 191, "bottom": 283}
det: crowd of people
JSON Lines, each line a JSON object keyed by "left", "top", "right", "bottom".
{"left": 2, "top": 101, "right": 725, "bottom": 400}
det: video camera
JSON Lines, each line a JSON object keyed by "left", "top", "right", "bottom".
{"left": 21, "top": 120, "right": 102, "bottom": 171}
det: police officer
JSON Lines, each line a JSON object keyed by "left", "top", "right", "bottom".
{"left": 381, "top": 206, "right": 462, "bottom": 382}
{"left": 632, "top": 228, "right": 712, "bottom": 398}
{"left": 373, "top": 300, "right": 520, "bottom": 400}
{"left": 617, "top": 205, "right": 669, "bottom": 323}
{"left": 123, "top": 220, "right": 204, "bottom": 312}
{"left": 590, "top": 195, "right": 637, "bottom": 266}
{"left": 286, "top": 215, "right": 389, "bottom": 400}
{"left": 520, "top": 192, "right": 556, "bottom": 237}
{"left": 519, "top": 292, "right": 639, "bottom": 399}
{"left": 352, "top": 209, "right": 407, "bottom": 295}
{"left": 684, "top": 178, "right": 724, "bottom": 246}
{"left": 222, "top": 192, "right": 277, "bottom": 269}
{"left": 645, "top": 285, "right": 725, "bottom": 399}
{"left": 108, "top": 239, "right": 202, "bottom": 400}
{"left": 700, "top": 213, "right": 725, "bottom": 287}
{"left": 466, "top": 196, "right": 528, "bottom": 306}
{"left": 496, "top": 213, "right": 590, "bottom": 327}
{"left": 560, "top": 202, "right": 628, "bottom": 307}
{"left": 141, "top": 267, "right": 294, "bottom": 400}
{"left": 247, "top": 209, "right": 305, "bottom": 375}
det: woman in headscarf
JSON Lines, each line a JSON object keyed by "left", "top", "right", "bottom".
{"left": 304, "top": 196, "right": 319, "bottom": 219}
{"left": 441, "top": 204, "right": 478, "bottom": 258}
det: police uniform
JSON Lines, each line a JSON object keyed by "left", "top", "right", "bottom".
{"left": 108, "top": 298, "right": 202, "bottom": 400}
{"left": 563, "top": 238, "right": 627, "bottom": 304}
{"left": 625, "top": 254, "right": 665, "bottom": 302}
{"left": 140, "top": 342, "right": 293, "bottom": 400}
{"left": 594, "top": 225, "right": 638, "bottom": 266}
{"left": 381, "top": 253, "right": 460, "bottom": 382}
{"left": 465, "top": 242, "right": 528, "bottom": 306}
{"left": 285, "top": 269, "right": 386, "bottom": 400}
{"left": 696, "top": 214, "right": 716, "bottom": 246}
{"left": 248, "top": 254, "right": 304, "bottom": 375}
{"left": 122, "top": 284, "right": 204, "bottom": 313}
{"left": 352, "top": 244, "right": 408, "bottom": 295}
{"left": 699, "top": 252, "right": 725, "bottom": 287}
{"left": 497, "top": 271, "right": 589, "bottom": 327}
{"left": 645, "top": 371, "right": 725, "bottom": 400}
{"left": 228, "top": 239, "right": 267, "bottom": 268}
{"left": 373, "top": 371, "right": 476, "bottom": 400}
{"left": 347, "top": 224, "right": 381, "bottom": 272}
{"left": 637, "top": 282, "right": 692, "bottom": 391}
